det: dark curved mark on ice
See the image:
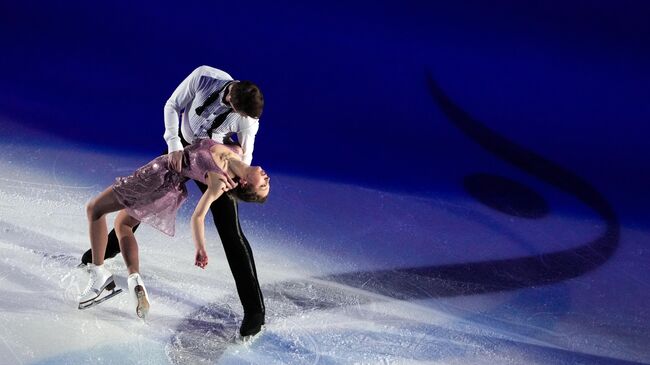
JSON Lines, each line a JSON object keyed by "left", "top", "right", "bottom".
{"left": 321, "top": 75, "right": 619, "bottom": 298}
{"left": 463, "top": 173, "right": 549, "bottom": 219}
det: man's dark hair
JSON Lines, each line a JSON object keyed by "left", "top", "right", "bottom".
{"left": 230, "top": 81, "right": 264, "bottom": 118}
{"left": 229, "top": 184, "right": 268, "bottom": 204}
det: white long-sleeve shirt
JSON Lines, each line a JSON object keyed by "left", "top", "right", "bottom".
{"left": 163, "top": 65, "right": 260, "bottom": 165}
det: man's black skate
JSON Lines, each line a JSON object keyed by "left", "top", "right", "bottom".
{"left": 240, "top": 312, "right": 265, "bottom": 337}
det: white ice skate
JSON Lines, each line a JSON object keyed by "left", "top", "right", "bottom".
{"left": 78, "top": 263, "right": 123, "bottom": 310}
{"left": 127, "top": 273, "right": 150, "bottom": 319}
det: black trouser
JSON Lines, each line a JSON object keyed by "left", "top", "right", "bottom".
{"left": 82, "top": 138, "right": 265, "bottom": 314}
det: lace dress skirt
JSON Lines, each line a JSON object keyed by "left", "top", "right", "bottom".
{"left": 111, "top": 155, "right": 188, "bottom": 236}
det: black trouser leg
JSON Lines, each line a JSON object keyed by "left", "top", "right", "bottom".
{"left": 81, "top": 224, "right": 138, "bottom": 264}
{"left": 195, "top": 180, "right": 265, "bottom": 314}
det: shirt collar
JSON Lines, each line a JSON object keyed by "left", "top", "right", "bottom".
{"left": 219, "top": 80, "right": 238, "bottom": 107}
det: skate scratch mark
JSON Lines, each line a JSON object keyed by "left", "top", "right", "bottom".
{"left": 0, "top": 331, "right": 24, "bottom": 365}
{"left": 0, "top": 177, "right": 96, "bottom": 189}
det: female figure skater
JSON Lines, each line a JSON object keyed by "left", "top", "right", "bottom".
{"left": 78, "top": 139, "right": 270, "bottom": 318}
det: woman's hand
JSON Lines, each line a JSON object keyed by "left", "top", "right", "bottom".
{"left": 195, "top": 247, "right": 209, "bottom": 269}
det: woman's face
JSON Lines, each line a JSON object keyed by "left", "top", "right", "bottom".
{"left": 241, "top": 166, "right": 270, "bottom": 198}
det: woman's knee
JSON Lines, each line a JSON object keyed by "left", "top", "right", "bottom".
{"left": 114, "top": 217, "right": 127, "bottom": 237}
{"left": 86, "top": 188, "right": 121, "bottom": 221}
{"left": 86, "top": 199, "right": 103, "bottom": 221}
{"left": 114, "top": 211, "right": 137, "bottom": 237}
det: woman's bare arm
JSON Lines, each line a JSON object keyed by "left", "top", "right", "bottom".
{"left": 190, "top": 172, "right": 233, "bottom": 268}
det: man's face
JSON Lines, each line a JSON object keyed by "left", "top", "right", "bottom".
{"left": 224, "top": 84, "right": 234, "bottom": 105}
{"left": 225, "top": 84, "right": 249, "bottom": 117}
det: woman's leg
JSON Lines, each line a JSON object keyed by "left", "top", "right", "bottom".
{"left": 80, "top": 224, "right": 139, "bottom": 265}
{"left": 115, "top": 210, "right": 141, "bottom": 275}
{"left": 115, "top": 210, "right": 150, "bottom": 318}
{"left": 86, "top": 188, "right": 125, "bottom": 266}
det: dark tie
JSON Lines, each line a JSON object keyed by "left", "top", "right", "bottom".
{"left": 195, "top": 81, "right": 233, "bottom": 116}
{"left": 207, "top": 109, "right": 233, "bottom": 138}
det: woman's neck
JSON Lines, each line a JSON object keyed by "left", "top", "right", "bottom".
{"left": 227, "top": 157, "right": 248, "bottom": 178}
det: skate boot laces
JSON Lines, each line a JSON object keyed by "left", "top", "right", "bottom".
{"left": 80, "top": 268, "right": 98, "bottom": 296}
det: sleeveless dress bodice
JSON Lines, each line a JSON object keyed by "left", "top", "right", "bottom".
{"left": 181, "top": 138, "right": 227, "bottom": 184}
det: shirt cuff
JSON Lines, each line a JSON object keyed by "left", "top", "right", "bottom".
{"left": 166, "top": 137, "right": 184, "bottom": 153}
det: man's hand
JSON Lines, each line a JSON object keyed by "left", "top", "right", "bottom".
{"left": 195, "top": 247, "right": 208, "bottom": 269}
{"left": 168, "top": 150, "right": 184, "bottom": 172}
{"left": 219, "top": 174, "right": 238, "bottom": 192}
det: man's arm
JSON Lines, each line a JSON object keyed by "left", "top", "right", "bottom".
{"left": 237, "top": 118, "right": 260, "bottom": 165}
{"left": 163, "top": 66, "right": 208, "bottom": 153}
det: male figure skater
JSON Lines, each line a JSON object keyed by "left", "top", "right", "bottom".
{"left": 80, "top": 65, "right": 266, "bottom": 337}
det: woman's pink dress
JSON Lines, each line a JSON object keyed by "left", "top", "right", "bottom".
{"left": 111, "top": 139, "right": 229, "bottom": 236}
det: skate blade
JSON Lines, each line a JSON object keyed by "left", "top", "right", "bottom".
{"left": 236, "top": 325, "right": 265, "bottom": 345}
{"left": 78, "top": 289, "right": 123, "bottom": 310}
{"left": 135, "top": 286, "right": 150, "bottom": 319}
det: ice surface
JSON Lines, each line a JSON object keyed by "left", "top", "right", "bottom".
{"left": 0, "top": 126, "right": 649, "bottom": 364}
